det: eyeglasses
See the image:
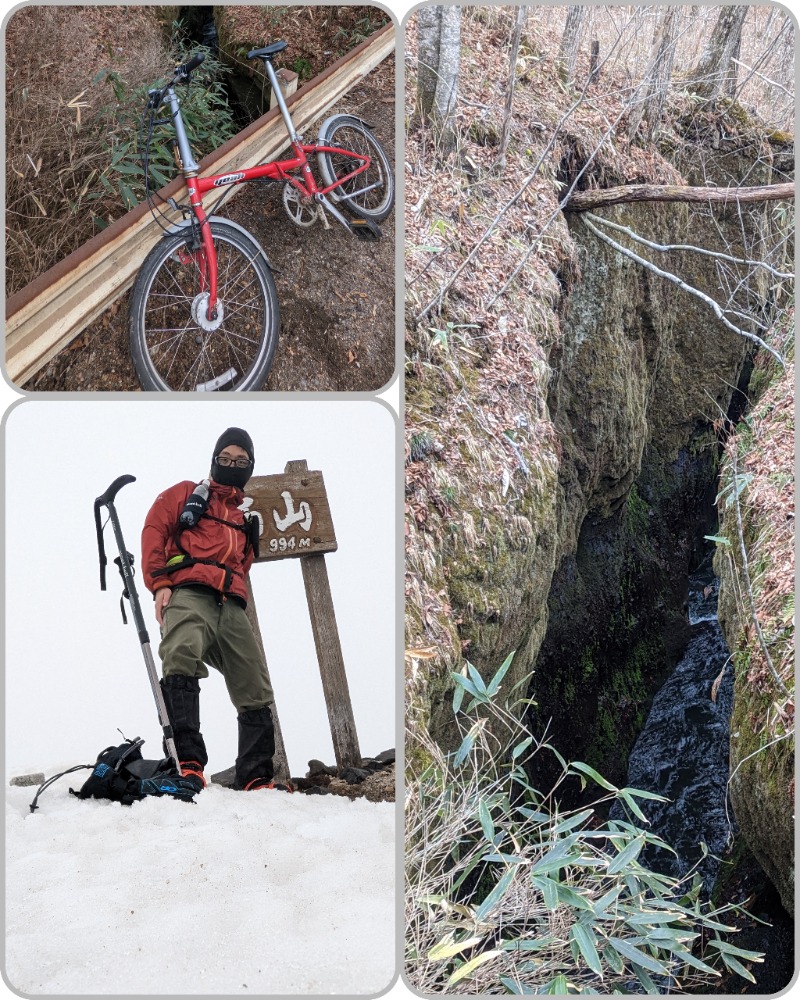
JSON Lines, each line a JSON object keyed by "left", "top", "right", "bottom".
{"left": 216, "top": 455, "right": 252, "bottom": 469}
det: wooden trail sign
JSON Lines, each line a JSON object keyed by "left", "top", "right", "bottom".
{"left": 246, "top": 460, "right": 361, "bottom": 771}
{"left": 244, "top": 469, "right": 337, "bottom": 561}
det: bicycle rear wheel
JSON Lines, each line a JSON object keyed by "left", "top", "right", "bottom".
{"left": 317, "top": 115, "right": 394, "bottom": 223}
{"left": 129, "top": 221, "right": 280, "bottom": 391}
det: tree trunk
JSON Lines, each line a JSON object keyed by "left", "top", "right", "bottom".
{"left": 558, "top": 6, "right": 585, "bottom": 84}
{"left": 416, "top": 6, "right": 441, "bottom": 121}
{"left": 565, "top": 181, "right": 795, "bottom": 212}
{"left": 627, "top": 7, "right": 679, "bottom": 142}
{"left": 691, "top": 5, "right": 749, "bottom": 98}
{"left": 497, "top": 6, "right": 528, "bottom": 169}
{"left": 416, "top": 5, "right": 461, "bottom": 151}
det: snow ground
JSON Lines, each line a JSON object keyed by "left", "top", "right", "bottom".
{"left": 5, "top": 777, "right": 395, "bottom": 995}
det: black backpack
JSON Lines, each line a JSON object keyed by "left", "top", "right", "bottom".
{"left": 29, "top": 738, "right": 196, "bottom": 812}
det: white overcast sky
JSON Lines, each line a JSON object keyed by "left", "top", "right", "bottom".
{"left": 4, "top": 400, "right": 397, "bottom": 778}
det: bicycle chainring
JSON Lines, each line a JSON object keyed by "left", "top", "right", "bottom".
{"left": 282, "top": 183, "right": 319, "bottom": 228}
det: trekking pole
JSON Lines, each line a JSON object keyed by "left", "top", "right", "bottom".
{"left": 94, "top": 475, "right": 180, "bottom": 773}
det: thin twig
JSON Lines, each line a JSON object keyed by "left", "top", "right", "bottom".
{"left": 584, "top": 212, "right": 794, "bottom": 280}
{"left": 580, "top": 214, "right": 786, "bottom": 367}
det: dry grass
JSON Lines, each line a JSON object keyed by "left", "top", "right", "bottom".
{"left": 5, "top": 6, "right": 170, "bottom": 294}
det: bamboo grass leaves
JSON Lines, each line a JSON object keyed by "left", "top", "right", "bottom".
{"left": 408, "top": 653, "right": 764, "bottom": 993}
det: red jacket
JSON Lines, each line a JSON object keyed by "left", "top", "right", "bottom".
{"left": 142, "top": 480, "right": 254, "bottom": 604}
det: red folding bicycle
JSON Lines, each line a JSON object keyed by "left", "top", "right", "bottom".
{"left": 130, "top": 46, "right": 394, "bottom": 391}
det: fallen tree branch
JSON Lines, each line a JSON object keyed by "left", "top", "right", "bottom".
{"left": 584, "top": 212, "right": 794, "bottom": 280}
{"left": 566, "top": 181, "right": 795, "bottom": 212}
{"left": 581, "top": 214, "right": 786, "bottom": 367}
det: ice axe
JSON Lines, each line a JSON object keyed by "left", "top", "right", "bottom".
{"left": 94, "top": 474, "right": 180, "bottom": 773}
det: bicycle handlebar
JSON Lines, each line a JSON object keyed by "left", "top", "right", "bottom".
{"left": 176, "top": 51, "right": 205, "bottom": 80}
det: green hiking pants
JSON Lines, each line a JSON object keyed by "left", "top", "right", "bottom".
{"left": 158, "top": 586, "right": 274, "bottom": 713}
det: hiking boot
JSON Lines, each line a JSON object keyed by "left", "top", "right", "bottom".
{"left": 179, "top": 760, "right": 207, "bottom": 791}
{"left": 244, "top": 778, "right": 295, "bottom": 793}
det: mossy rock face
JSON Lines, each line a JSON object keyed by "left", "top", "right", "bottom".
{"left": 714, "top": 342, "right": 795, "bottom": 915}
{"left": 406, "top": 104, "right": 783, "bottom": 800}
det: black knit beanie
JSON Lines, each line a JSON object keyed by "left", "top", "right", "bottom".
{"left": 210, "top": 427, "right": 254, "bottom": 488}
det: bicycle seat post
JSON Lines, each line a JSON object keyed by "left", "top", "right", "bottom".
{"left": 164, "top": 86, "right": 200, "bottom": 174}
{"left": 263, "top": 60, "right": 300, "bottom": 144}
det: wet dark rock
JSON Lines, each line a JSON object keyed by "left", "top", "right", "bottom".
{"left": 303, "top": 785, "right": 331, "bottom": 795}
{"left": 375, "top": 749, "right": 396, "bottom": 764}
{"left": 307, "top": 759, "right": 337, "bottom": 777}
{"left": 610, "top": 566, "right": 734, "bottom": 896}
{"left": 339, "top": 767, "right": 371, "bottom": 785}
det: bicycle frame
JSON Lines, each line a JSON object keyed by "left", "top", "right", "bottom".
{"left": 162, "top": 57, "right": 375, "bottom": 314}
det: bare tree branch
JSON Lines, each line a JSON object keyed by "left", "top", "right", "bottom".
{"left": 584, "top": 212, "right": 794, "bottom": 280}
{"left": 580, "top": 214, "right": 786, "bottom": 367}
{"left": 497, "top": 6, "right": 528, "bottom": 170}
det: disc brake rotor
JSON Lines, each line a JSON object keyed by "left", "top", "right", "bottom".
{"left": 282, "top": 184, "right": 319, "bottom": 227}
{"left": 191, "top": 292, "right": 225, "bottom": 332}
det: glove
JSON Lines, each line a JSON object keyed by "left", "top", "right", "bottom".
{"left": 134, "top": 771, "right": 201, "bottom": 802}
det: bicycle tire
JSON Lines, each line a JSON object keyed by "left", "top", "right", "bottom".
{"left": 129, "top": 221, "right": 279, "bottom": 391}
{"left": 317, "top": 115, "right": 394, "bottom": 223}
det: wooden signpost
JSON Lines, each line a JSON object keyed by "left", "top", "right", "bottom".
{"left": 243, "top": 460, "right": 361, "bottom": 775}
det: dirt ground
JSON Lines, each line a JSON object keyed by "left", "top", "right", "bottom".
{"left": 24, "top": 57, "right": 396, "bottom": 393}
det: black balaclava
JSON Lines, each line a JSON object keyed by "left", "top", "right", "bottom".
{"left": 210, "top": 427, "right": 255, "bottom": 489}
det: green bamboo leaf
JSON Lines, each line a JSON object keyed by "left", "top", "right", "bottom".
{"left": 530, "top": 834, "right": 579, "bottom": 874}
{"left": 670, "top": 949, "right": 720, "bottom": 975}
{"left": 718, "top": 954, "right": 757, "bottom": 983}
{"left": 447, "top": 949, "right": 501, "bottom": 985}
{"left": 487, "top": 650, "right": 515, "bottom": 696}
{"left": 608, "top": 834, "right": 645, "bottom": 874}
{"left": 704, "top": 534, "right": 731, "bottom": 547}
{"left": 618, "top": 790, "right": 650, "bottom": 823}
{"left": 511, "top": 736, "right": 533, "bottom": 760}
{"left": 608, "top": 937, "right": 669, "bottom": 975}
{"left": 476, "top": 867, "right": 516, "bottom": 920}
{"left": 517, "top": 805, "right": 550, "bottom": 822}
{"left": 428, "top": 933, "right": 484, "bottom": 962}
{"left": 556, "top": 883, "right": 594, "bottom": 912}
{"left": 621, "top": 787, "right": 669, "bottom": 802}
{"left": 543, "top": 974, "right": 570, "bottom": 994}
{"left": 451, "top": 670, "right": 481, "bottom": 699}
{"left": 593, "top": 884, "right": 624, "bottom": 917}
{"left": 707, "top": 939, "right": 764, "bottom": 962}
{"left": 500, "top": 936, "right": 557, "bottom": 952}
{"left": 500, "top": 976, "right": 537, "bottom": 994}
{"left": 478, "top": 798, "right": 495, "bottom": 842}
{"left": 603, "top": 943, "right": 625, "bottom": 975}
{"left": 531, "top": 874, "right": 559, "bottom": 911}
{"left": 553, "top": 808, "right": 594, "bottom": 835}
{"left": 466, "top": 662, "right": 488, "bottom": 695}
{"left": 630, "top": 962, "right": 661, "bottom": 994}
{"left": 570, "top": 760, "right": 619, "bottom": 791}
{"left": 453, "top": 724, "right": 480, "bottom": 767}
{"left": 571, "top": 922, "right": 603, "bottom": 977}
{"left": 452, "top": 675, "right": 466, "bottom": 714}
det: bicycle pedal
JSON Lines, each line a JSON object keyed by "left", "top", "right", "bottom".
{"left": 349, "top": 218, "right": 381, "bottom": 240}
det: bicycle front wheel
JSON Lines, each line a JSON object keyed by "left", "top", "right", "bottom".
{"left": 129, "top": 221, "right": 280, "bottom": 391}
{"left": 317, "top": 115, "right": 394, "bottom": 223}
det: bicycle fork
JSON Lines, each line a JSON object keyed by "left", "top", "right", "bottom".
{"left": 165, "top": 87, "right": 221, "bottom": 315}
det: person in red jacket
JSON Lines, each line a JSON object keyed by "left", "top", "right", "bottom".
{"left": 142, "top": 427, "right": 291, "bottom": 793}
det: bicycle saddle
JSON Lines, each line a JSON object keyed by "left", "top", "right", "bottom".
{"left": 247, "top": 41, "right": 288, "bottom": 61}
